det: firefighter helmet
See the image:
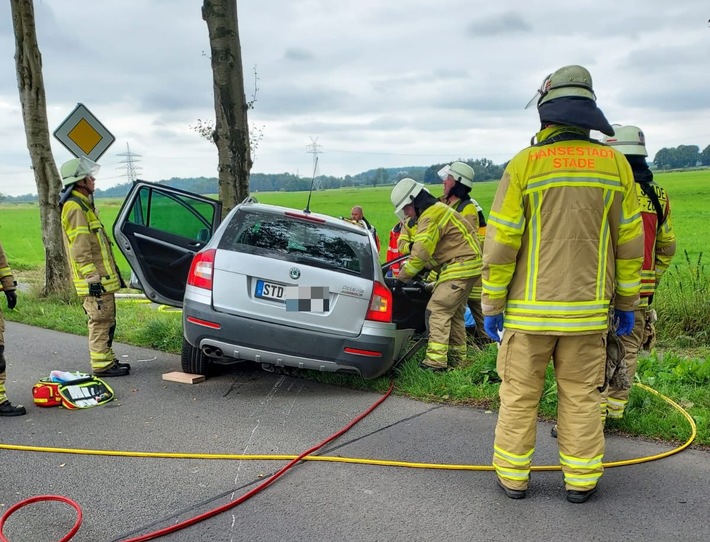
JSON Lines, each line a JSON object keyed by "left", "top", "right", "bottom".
{"left": 602, "top": 124, "right": 648, "bottom": 157}
{"left": 437, "top": 161, "right": 474, "bottom": 188}
{"left": 60, "top": 156, "right": 100, "bottom": 186}
{"left": 526, "top": 65, "right": 596, "bottom": 109}
{"left": 391, "top": 178, "right": 425, "bottom": 215}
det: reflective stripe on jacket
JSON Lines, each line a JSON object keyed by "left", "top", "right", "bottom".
{"left": 482, "top": 126, "right": 644, "bottom": 334}
{"left": 61, "top": 191, "right": 122, "bottom": 296}
{"left": 396, "top": 217, "right": 417, "bottom": 256}
{"left": 636, "top": 182, "right": 676, "bottom": 307}
{"left": 398, "top": 202, "right": 481, "bottom": 283}
{"left": 386, "top": 223, "right": 402, "bottom": 274}
{"left": 449, "top": 198, "right": 484, "bottom": 300}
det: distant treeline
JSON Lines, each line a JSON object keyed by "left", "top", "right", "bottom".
{"left": 654, "top": 144, "right": 710, "bottom": 170}
{"left": 2, "top": 157, "right": 507, "bottom": 202}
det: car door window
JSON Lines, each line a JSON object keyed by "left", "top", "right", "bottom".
{"left": 128, "top": 188, "right": 216, "bottom": 240}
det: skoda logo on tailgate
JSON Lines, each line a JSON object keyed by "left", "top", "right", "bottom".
{"left": 289, "top": 267, "right": 301, "bottom": 280}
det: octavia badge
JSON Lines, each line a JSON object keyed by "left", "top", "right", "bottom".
{"left": 289, "top": 267, "right": 301, "bottom": 280}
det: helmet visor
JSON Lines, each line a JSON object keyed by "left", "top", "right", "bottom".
{"left": 525, "top": 74, "right": 552, "bottom": 110}
{"left": 75, "top": 156, "right": 100, "bottom": 179}
{"left": 437, "top": 165, "right": 452, "bottom": 181}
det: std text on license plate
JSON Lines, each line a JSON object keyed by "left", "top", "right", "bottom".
{"left": 255, "top": 280, "right": 285, "bottom": 301}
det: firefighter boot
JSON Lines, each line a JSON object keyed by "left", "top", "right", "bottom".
{"left": 0, "top": 400, "right": 26, "bottom": 417}
{"left": 567, "top": 486, "right": 598, "bottom": 504}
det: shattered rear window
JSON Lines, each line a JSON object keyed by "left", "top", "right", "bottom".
{"left": 218, "top": 209, "right": 375, "bottom": 279}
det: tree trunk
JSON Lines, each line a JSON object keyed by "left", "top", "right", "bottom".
{"left": 202, "top": 0, "right": 252, "bottom": 216}
{"left": 11, "top": 0, "right": 71, "bottom": 297}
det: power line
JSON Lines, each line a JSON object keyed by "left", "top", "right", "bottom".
{"left": 306, "top": 137, "right": 323, "bottom": 188}
{"left": 116, "top": 143, "right": 142, "bottom": 183}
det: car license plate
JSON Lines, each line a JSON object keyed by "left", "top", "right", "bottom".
{"left": 255, "top": 280, "right": 285, "bottom": 301}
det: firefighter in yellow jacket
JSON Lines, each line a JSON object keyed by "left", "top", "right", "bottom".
{"left": 439, "top": 161, "right": 490, "bottom": 347}
{"left": 59, "top": 157, "right": 130, "bottom": 377}
{"left": 0, "top": 242, "right": 25, "bottom": 416}
{"left": 391, "top": 178, "right": 482, "bottom": 370}
{"left": 482, "top": 65, "right": 643, "bottom": 503}
{"left": 601, "top": 125, "right": 676, "bottom": 421}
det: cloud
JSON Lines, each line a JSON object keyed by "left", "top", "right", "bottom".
{"left": 0, "top": 0, "right": 709, "bottom": 196}
{"left": 464, "top": 12, "right": 532, "bottom": 37}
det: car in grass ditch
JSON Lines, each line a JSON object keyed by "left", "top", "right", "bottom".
{"left": 113, "top": 182, "right": 429, "bottom": 379}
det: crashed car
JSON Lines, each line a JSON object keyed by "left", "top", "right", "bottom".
{"left": 113, "top": 182, "right": 429, "bottom": 379}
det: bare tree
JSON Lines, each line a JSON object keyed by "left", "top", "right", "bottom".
{"left": 10, "top": 0, "right": 71, "bottom": 296}
{"left": 202, "top": 0, "right": 252, "bottom": 215}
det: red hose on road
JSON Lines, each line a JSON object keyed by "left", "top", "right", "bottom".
{"left": 0, "top": 382, "right": 395, "bottom": 542}
{"left": 0, "top": 495, "right": 82, "bottom": 542}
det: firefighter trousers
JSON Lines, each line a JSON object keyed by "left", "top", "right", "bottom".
{"left": 493, "top": 331, "right": 606, "bottom": 492}
{"left": 423, "top": 277, "right": 475, "bottom": 368}
{"left": 83, "top": 292, "right": 117, "bottom": 372}
{"left": 602, "top": 308, "right": 645, "bottom": 421}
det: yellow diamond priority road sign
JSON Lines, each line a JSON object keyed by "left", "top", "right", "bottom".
{"left": 53, "top": 103, "right": 115, "bottom": 161}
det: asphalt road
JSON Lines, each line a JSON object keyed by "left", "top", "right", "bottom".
{"left": 1, "top": 321, "right": 708, "bottom": 542}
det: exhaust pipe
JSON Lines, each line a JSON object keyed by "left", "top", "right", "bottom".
{"left": 202, "top": 345, "right": 224, "bottom": 358}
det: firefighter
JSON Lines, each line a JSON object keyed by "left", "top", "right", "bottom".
{"left": 482, "top": 65, "right": 643, "bottom": 503}
{"left": 600, "top": 125, "right": 676, "bottom": 421}
{"left": 0, "top": 241, "right": 25, "bottom": 416}
{"left": 385, "top": 221, "right": 403, "bottom": 277}
{"left": 390, "top": 178, "right": 482, "bottom": 370}
{"left": 438, "top": 161, "right": 490, "bottom": 347}
{"left": 59, "top": 157, "right": 131, "bottom": 377}
{"left": 396, "top": 214, "right": 417, "bottom": 258}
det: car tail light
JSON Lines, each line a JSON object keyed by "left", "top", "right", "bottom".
{"left": 366, "top": 281, "right": 392, "bottom": 323}
{"left": 187, "top": 249, "right": 215, "bottom": 290}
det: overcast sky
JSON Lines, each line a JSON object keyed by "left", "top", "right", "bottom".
{"left": 1, "top": 1, "right": 709, "bottom": 196}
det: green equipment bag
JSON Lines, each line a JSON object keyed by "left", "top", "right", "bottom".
{"left": 32, "top": 374, "right": 115, "bottom": 410}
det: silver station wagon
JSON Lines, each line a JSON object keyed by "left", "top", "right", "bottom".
{"left": 113, "top": 182, "right": 429, "bottom": 379}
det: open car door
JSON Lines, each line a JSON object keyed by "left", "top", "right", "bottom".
{"left": 113, "top": 181, "right": 221, "bottom": 307}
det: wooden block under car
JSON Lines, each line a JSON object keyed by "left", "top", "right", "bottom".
{"left": 162, "top": 371, "right": 206, "bottom": 384}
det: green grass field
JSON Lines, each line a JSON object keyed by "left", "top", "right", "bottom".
{"left": 2, "top": 169, "right": 706, "bottom": 273}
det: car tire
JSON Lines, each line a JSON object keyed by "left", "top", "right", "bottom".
{"left": 181, "top": 338, "right": 212, "bottom": 375}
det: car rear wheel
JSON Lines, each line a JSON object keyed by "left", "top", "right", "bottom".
{"left": 181, "top": 338, "right": 212, "bottom": 375}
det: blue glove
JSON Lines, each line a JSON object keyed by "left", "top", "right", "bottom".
{"left": 484, "top": 314, "right": 504, "bottom": 342}
{"left": 614, "top": 309, "right": 635, "bottom": 336}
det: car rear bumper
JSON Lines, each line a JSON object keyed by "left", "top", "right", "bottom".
{"left": 182, "top": 300, "right": 407, "bottom": 379}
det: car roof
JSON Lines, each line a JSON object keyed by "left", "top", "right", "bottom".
{"left": 237, "top": 200, "right": 369, "bottom": 235}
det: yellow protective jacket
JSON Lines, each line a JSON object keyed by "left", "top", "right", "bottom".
{"left": 447, "top": 197, "right": 483, "bottom": 300}
{"left": 0, "top": 242, "right": 16, "bottom": 294}
{"left": 636, "top": 181, "right": 676, "bottom": 307}
{"left": 396, "top": 217, "right": 417, "bottom": 256}
{"left": 61, "top": 191, "right": 122, "bottom": 296}
{"left": 482, "top": 126, "right": 644, "bottom": 334}
{"left": 397, "top": 202, "right": 481, "bottom": 283}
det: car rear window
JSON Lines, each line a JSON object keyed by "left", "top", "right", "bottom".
{"left": 218, "top": 209, "right": 375, "bottom": 279}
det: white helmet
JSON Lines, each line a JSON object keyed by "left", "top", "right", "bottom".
{"left": 437, "top": 161, "right": 474, "bottom": 188}
{"left": 60, "top": 156, "right": 100, "bottom": 186}
{"left": 602, "top": 124, "right": 648, "bottom": 157}
{"left": 391, "top": 178, "right": 425, "bottom": 215}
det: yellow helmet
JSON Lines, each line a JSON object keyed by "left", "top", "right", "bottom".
{"left": 60, "top": 156, "right": 100, "bottom": 186}
{"left": 602, "top": 124, "right": 648, "bottom": 157}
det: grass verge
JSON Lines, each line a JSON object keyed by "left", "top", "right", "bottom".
{"left": 5, "top": 283, "right": 709, "bottom": 448}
